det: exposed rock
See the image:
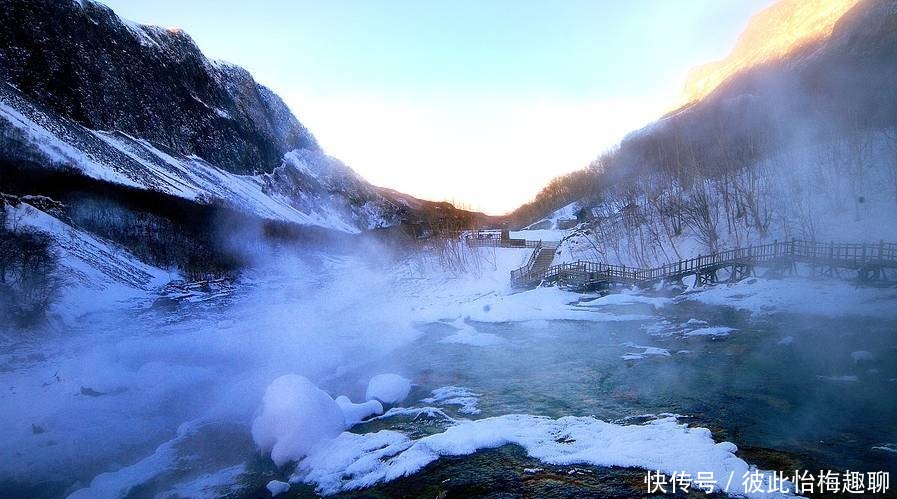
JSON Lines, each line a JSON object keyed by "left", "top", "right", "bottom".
{"left": 0, "top": 0, "right": 318, "bottom": 175}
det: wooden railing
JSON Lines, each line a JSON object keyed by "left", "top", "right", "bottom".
{"left": 511, "top": 239, "right": 897, "bottom": 288}
{"left": 510, "top": 241, "right": 544, "bottom": 281}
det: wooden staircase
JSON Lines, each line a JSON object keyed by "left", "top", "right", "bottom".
{"left": 510, "top": 241, "right": 558, "bottom": 286}
{"left": 530, "top": 244, "right": 557, "bottom": 276}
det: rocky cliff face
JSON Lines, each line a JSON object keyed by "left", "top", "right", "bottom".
{"left": 0, "top": 0, "right": 319, "bottom": 175}
{"left": 677, "top": 0, "right": 861, "bottom": 108}
{"left": 0, "top": 0, "right": 418, "bottom": 234}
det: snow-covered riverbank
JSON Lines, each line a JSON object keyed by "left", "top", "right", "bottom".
{"left": 3, "top": 244, "right": 896, "bottom": 499}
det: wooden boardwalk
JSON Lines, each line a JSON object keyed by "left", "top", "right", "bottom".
{"left": 511, "top": 240, "right": 897, "bottom": 290}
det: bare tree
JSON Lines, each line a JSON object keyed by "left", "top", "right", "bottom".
{"left": 883, "top": 128, "right": 897, "bottom": 207}
{"left": 0, "top": 219, "right": 63, "bottom": 327}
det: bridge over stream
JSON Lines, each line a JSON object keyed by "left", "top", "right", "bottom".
{"left": 511, "top": 240, "right": 897, "bottom": 290}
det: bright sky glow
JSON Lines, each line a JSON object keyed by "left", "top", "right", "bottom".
{"left": 99, "top": 0, "right": 775, "bottom": 214}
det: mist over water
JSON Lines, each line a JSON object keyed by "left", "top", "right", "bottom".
{"left": 0, "top": 241, "right": 427, "bottom": 495}
{"left": 3, "top": 238, "right": 896, "bottom": 498}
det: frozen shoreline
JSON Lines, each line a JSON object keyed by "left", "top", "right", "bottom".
{"left": 4, "top": 245, "right": 896, "bottom": 498}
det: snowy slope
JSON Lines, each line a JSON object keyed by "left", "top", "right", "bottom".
{"left": 0, "top": 0, "right": 407, "bottom": 234}
{"left": 522, "top": 202, "right": 581, "bottom": 230}
{"left": 0, "top": 83, "right": 400, "bottom": 233}
{"left": 2, "top": 196, "right": 171, "bottom": 322}
{"left": 552, "top": 133, "right": 897, "bottom": 269}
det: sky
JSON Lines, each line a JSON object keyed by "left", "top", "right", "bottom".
{"left": 99, "top": 0, "right": 776, "bottom": 215}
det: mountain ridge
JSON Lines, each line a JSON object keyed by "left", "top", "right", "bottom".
{"left": 676, "top": 0, "right": 861, "bottom": 109}
{"left": 0, "top": 0, "right": 320, "bottom": 175}
{"left": 0, "top": 0, "right": 468, "bottom": 237}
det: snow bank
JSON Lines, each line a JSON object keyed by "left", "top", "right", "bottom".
{"left": 335, "top": 396, "right": 384, "bottom": 427}
{"left": 580, "top": 291, "right": 672, "bottom": 309}
{"left": 682, "top": 277, "right": 897, "bottom": 320}
{"left": 251, "top": 375, "right": 346, "bottom": 466}
{"left": 439, "top": 320, "right": 505, "bottom": 347}
{"left": 4, "top": 200, "right": 171, "bottom": 321}
{"left": 684, "top": 327, "right": 737, "bottom": 338}
{"left": 455, "top": 286, "right": 652, "bottom": 324}
{"left": 365, "top": 374, "right": 412, "bottom": 404}
{"left": 67, "top": 421, "right": 203, "bottom": 499}
{"left": 295, "top": 415, "right": 796, "bottom": 498}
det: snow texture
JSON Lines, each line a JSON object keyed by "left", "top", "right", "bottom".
{"left": 266, "top": 480, "right": 291, "bottom": 496}
{"left": 3, "top": 199, "right": 171, "bottom": 321}
{"left": 681, "top": 276, "right": 897, "bottom": 320}
{"left": 421, "top": 386, "right": 481, "bottom": 415}
{"left": 294, "top": 414, "right": 797, "bottom": 498}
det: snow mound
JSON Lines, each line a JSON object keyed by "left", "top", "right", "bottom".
{"left": 251, "top": 375, "right": 346, "bottom": 466}
{"left": 335, "top": 396, "right": 384, "bottom": 427}
{"left": 365, "top": 374, "right": 412, "bottom": 404}
{"left": 294, "top": 415, "right": 796, "bottom": 498}
{"left": 266, "top": 480, "right": 290, "bottom": 496}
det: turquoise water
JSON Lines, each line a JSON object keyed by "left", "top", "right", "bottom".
{"left": 6, "top": 289, "right": 897, "bottom": 498}
{"left": 330, "top": 299, "right": 897, "bottom": 497}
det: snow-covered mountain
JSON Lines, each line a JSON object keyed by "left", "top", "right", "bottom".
{"left": 0, "top": 0, "right": 406, "bottom": 234}
{"left": 511, "top": 0, "right": 897, "bottom": 267}
{"left": 676, "top": 0, "right": 861, "bottom": 109}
